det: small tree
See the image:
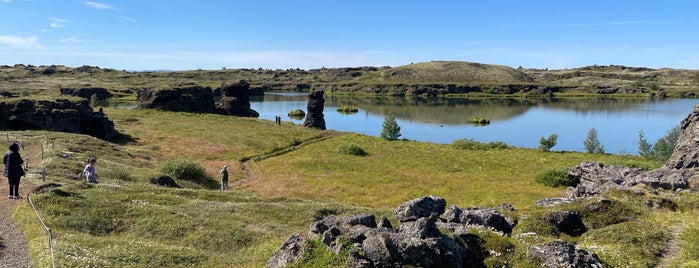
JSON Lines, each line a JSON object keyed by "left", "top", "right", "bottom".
{"left": 653, "top": 126, "right": 680, "bottom": 161}
{"left": 380, "top": 114, "right": 401, "bottom": 141}
{"left": 538, "top": 134, "right": 558, "bottom": 152}
{"left": 584, "top": 128, "right": 605, "bottom": 154}
{"left": 638, "top": 130, "right": 654, "bottom": 158}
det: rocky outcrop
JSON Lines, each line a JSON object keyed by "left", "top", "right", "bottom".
{"left": 561, "top": 104, "right": 699, "bottom": 198}
{"left": 0, "top": 98, "right": 118, "bottom": 141}
{"left": 267, "top": 196, "right": 517, "bottom": 268}
{"left": 303, "top": 91, "right": 326, "bottom": 130}
{"left": 137, "top": 84, "right": 216, "bottom": 113}
{"left": 527, "top": 240, "right": 602, "bottom": 267}
{"left": 215, "top": 80, "right": 259, "bottom": 117}
{"left": 444, "top": 205, "right": 514, "bottom": 234}
{"left": 60, "top": 87, "right": 113, "bottom": 100}
{"left": 136, "top": 82, "right": 259, "bottom": 117}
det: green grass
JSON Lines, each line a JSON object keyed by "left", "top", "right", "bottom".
{"left": 6, "top": 102, "right": 697, "bottom": 267}
{"left": 245, "top": 133, "right": 658, "bottom": 210}
{"left": 17, "top": 183, "right": 370, "bottom": 267}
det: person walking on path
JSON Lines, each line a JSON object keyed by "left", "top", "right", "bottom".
{"left": 3, "top": 143, "right": 24, "bottom": 199}
{"left": 83, "top": 157, "right": 98, "bottom": 183}
{"left": 220, "top": 165, "right": 229, "bottom": 191}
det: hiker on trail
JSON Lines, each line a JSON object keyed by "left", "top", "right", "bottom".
{"left": 83, "top": 157, "right": 98, "bottom": 183}
{"left": 3, "top": 143, "right": 25, "bottom": 199}
{"left": 220, "top": 165, "right": 229, "bottom": 191}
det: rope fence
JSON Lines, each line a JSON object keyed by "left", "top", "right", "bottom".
{"left": 26, "top": 194, "right": 55, "bottom": 268}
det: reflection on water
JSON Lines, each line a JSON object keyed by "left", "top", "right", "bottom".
{"left": 252, "top": 92, "right": 699, "bottom": 154}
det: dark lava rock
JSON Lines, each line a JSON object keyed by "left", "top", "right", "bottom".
{"left": 527, "top": 240, "right": 602, "bottom": 268}
{"left": 150, "top": 175, "right": 180, "bottom": 188}
{"left": 216, "top": 80, "right": 259, "bottom": 117}
{"left": 302, "top": 90, "right": 326, "bottom": 130}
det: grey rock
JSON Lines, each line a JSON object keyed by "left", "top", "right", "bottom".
{"left": 527, "top": 240, "right": 602, "bottom": 268}
{"left": 265, "top": 234, "right": 306, "bottom": 268}
{"left": 395, "top": 195, "right": 446, "bottom": 222}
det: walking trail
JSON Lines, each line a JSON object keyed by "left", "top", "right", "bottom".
{"left": 0, "top": 180, "right": 29, "bottom": 267}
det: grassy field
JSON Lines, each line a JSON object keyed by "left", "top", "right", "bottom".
{"left": 2, "top": 61, "right": 699, "bottom": 266}
{"left": 9, "top": 106, "right": 698, "bottom": 267}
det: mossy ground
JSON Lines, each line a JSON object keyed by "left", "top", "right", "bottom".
{"left": 7, "top": 106, "right": 697, "bottom": 267}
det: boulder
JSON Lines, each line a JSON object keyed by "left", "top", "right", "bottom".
{"left": 60, "top": 87, "right": 113, "bottom": 100}
{"left": 527, "top": 240, "right": 602, "bottom": 268}
{"left": 268, "top": 196, "right": 499, "bottom": 268}
{"left": 150, "top": 175, "right": 180, "bottom": 188}
{"left": 398, "top": 218, "right": 442, "bottom": 239}
{"left": 265, "top": 234, "right": 306, "bottom": 268}
{"left": 216, "top": 80, "right": 259, "bottom": 117}
{"left": 302, "top": 90, "right": 326, "bottom": 130}
{"left": 547, "top": 211, "right": 586, "bottom": 236}
{"left": 444, "top": 205, "right": 514, "bottom": 234}
{"left": 0, "top": 98, "right": 118, "bottom": 141}
{"left": 137, "top": 84, "right": 215, "bottom": 113}
{"left": 395, "top": 195, "right": 446, "bottom": 222}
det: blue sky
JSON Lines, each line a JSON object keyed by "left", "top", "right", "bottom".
{"left": 1, "top": 1, "right": 698, "bottom": 70}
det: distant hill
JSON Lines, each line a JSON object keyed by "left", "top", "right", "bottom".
{"left": 353, "top": 61, "right": 534, "bottom": 84}
{"left": 1, "top": 62, "right": 698, "bottom": 98}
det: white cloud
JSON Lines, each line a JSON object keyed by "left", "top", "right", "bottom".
{"left": 50, "top": 18, "right": 67, "bottom": 28}
{"left": 85, "top": 1, "right": 114, "bottom": 10}
{"left": 60, "top": 36, "right": 81, "bottom": 43}
{"left": 2, "top": 0, "right": 12, "bottom": 3}
{"left": 119, "top": 16, "right": 138, "bottom": 23}
{"left": 0, "top": 35, "right": 43, "bottom": 49}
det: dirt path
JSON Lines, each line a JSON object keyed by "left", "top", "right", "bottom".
{"left": 0, "top": 179, "right": 30, "bottom": 267}
{"left": 657, "top": 219, "right": 684, "bottom": 267}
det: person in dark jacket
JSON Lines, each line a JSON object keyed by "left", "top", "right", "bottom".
{"left": 3, "top": 143, "right": 25, "bottom": 199}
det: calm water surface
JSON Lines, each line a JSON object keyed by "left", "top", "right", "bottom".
{"left": 251, "top": 93, "right": 698, "bottom": 154}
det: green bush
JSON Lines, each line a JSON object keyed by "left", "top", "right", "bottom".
{"left": 538, "top": 134, "right": 558, "bottom": 151}
{"left": 452, "top": 138, "right": 509, "bottom": 150}
{"left": 158, "top": 157, "right": 217, "bottom": 189}
{"left": 534, "top": 169, "right": 577, "bottom": 187}
{"left": 335, "top": 143, "right": 368, "bottom": 156}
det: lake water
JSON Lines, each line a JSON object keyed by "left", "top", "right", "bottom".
{"left": 251, "top": 93, "right": 699, "bottom": 154}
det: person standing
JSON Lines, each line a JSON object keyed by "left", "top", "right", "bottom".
{"left": 3, "top": 143, "right": 25, "bottom": 199}
{"left": 220, "top": 165, "right": 229, "bottom": 191}
{"left": 83, "top": 157, "right": 98, "bottom": 183}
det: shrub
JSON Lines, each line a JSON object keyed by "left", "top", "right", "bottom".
{"left": 380, "top": 114, "right": 401, "bottom": 141}
{"left": 584, "top": 128, "right": 605, "bottom": 154}
{"left": 158, "top": 158, "right": 217, "bottom": 189}
{"left": 534, "top": 169, "right": 577, "bottom": 187}
{"left": 335, "top": 143, "right": 367, "bottom": 156}
{"left": 452, "top": 138, "right": 509, "bottom": 150}
{"left": 538, "top": 134, "right": 558, "bottom": 151}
